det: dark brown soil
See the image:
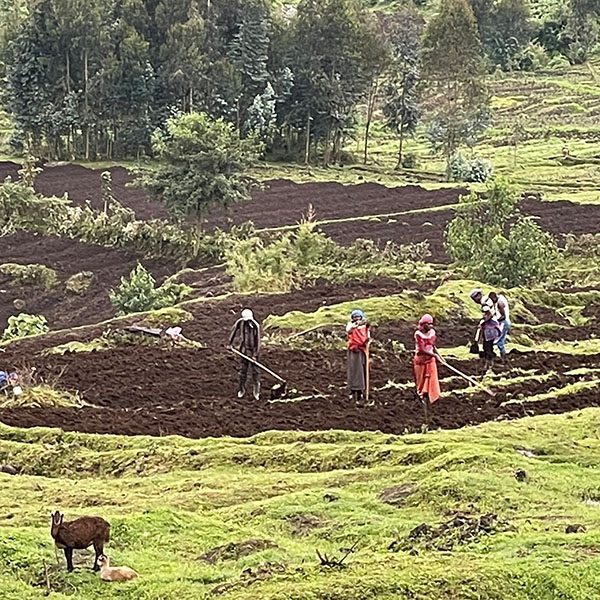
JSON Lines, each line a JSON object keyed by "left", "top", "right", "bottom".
{"left": 3, "top": 161, "right": 600, "bottom": 267}
{"left": 0, "top": 233, "right": 175, "bottom": 330}
{"left": 1, "top": 161, "right": 599, "bottom": 440}
{"left": 0, "top": 313, "right": 597, "bottom": 440}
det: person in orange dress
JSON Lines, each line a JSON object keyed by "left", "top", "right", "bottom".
{"left": 413, "top": 313, "right": 441, "bottom": 404}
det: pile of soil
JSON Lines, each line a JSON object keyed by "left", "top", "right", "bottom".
{"left": 389, "top": 513, "right": 507, "bottom": 552}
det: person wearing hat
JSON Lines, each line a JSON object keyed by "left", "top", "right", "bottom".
{"left": 469, "top": 288, "right": 493, "bottom": 312}
{"left": 475, "top": 305, "right": 503, "bottom": 372}
{"left": 228, "top": 308, "right": 261, "bottom": 400}
{"left": 346, "top": 309, "right": 370, "bottom": 402}
{"left": 413, "top": 314, "right": 441, "bottom": 405}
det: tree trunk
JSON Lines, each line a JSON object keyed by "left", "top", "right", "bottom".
{"left": 396, "top": 120, "right": 405, "bottom": 170}
{"left": 66, "top": 51, "right": 70, "bottom": 93}
{"left": 84, "top": 49, "right": 90, "bottom": 160}
{"left": 363, "top": 80, "right": 378, "bottom": 165}
{"left": 304, "top": 111, "right": 311, "bottom": 165}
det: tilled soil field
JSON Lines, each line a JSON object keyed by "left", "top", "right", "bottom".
{"left": 0, "top": 232, "right": 175, "bottom": 329}
{"left": 1, "top": 277, "right": 598, "bottom": 439}
{"left": 0, "top": 341, "right": 597, "bottom": 439}
{"left": 3, "top": 161, "right": 600, "bottom": 258}
{"left": 1, "top": 161, "right": 600, "bottom": 438}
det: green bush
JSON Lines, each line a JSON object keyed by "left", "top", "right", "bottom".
{"left": 2, "top": 313, "right": 49, "bottom": 341}
{"left": 224, "top": 219, "right": 431, "bottom": 293}
{"left": 564, "top": 233, "right": 600, "bottom": 258}
{"left": 108, "top": 263, "right": 192, "bottom": 316}
{"left": 137, "top": 112, "right": 262, "bottom": 223}
{"left": 0, "top": 179, "right": 218, "bottom": 264}
{"left": 401, "top": 152, "right": 420, "bottom": 169}
{"left": 445, "top": 179, "right": 559, "bottom": 287}
{"left": 0, "top": 263, "right": 57, "bottom": 289}
{"left": 450, "top": 153, "right": 493, "bottom": 183}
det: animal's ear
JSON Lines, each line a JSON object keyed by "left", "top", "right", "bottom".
{"left": 52, "top": 511, "right": 60, "bottom": 524}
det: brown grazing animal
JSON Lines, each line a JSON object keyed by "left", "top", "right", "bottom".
{"left": 98, "top": 554, "right": 139, "bottom": 582}
{"left": 51, "top": 511, "right": 110, "bottom": 572}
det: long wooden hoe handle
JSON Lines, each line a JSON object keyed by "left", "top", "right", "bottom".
{"left": 439, "top": 358, "right": 495, "bottom": 397}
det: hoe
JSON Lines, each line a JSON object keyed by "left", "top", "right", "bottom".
{"left": 229, "top": 347, "right": 288, "bottom": 400}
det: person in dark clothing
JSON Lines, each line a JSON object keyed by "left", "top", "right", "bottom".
{"left": 228, "top": 308, "right": 261, "bottom": 400}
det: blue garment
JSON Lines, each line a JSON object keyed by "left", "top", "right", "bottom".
{"left": 497, "top": 318, "right": 511, "bottom": 356}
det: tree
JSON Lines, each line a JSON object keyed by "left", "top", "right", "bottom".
{"left": 246, "top": 82, "right": 277, "bottom": 143}
{"left": 564, "top": 0, "right": 600, "bottom": 63}
{"left": 155, "top": 0, "right": 205, "bottom": 113}
{"left": 285, "top": 0, "right": 382, "bottom": 164}
{"left": 137, "top": 112, "right": 262, "bottom": 224}
{"left": 421, "top": 0, "right": 489, "bottom": 178}
{"left": 3, "top": 0, "right": 60, "bottom": 155}
{"left": 228, "top": 0, "right": 271, "bottom": 130}
{"left": 445, "top": 179, "right": 559, "bottom": 287}
{"left": 487, "top": 0, "right": 532, "bottom": 70}
{"left": 381, "top": 4, "right": 424, "bottom": 169}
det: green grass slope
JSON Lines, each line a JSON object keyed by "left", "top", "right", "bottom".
{"left": 0, "top": 410, "right": 599, "bottom": 599}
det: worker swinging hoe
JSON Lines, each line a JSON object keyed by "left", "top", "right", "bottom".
{"left": 228, "top": 309, "right": 287, "bottom": 401}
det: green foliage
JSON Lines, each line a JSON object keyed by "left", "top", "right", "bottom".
{"left": 564, "top": 233, "right": 600, "bottom": 258}
{"left": 223, "top": 218, "right": 431, "bottom": 293}
{"left": 0, "top": 262, "right": 57, "bottom": 289}
{"left": 487, "top": 217, "right": 561, "bottom": 287}
{"left": 108, "top": 263, "right": 192, "bottom": 316}
{"left": 421, "top": 0, "right": 489, "bottom": 177}
{"left": 2, "top": 313, "right": 48, "bottom": 340}
{"left": 381, "top": 6, "right": 423, "bottom": 169}
{"left": 286, "top": 0, "right": 386, "bottom": 164}
{"left": 445, "top": 179, "right": 560, "bottom": 287}
{"left": 138, "top": 112, "right": 261, "bottom": 222}
{"left": 0, "top": 178, "right": 218, "bottom": 263}
{"left": 449, "top": 153, "right": 493, "bottom": 182}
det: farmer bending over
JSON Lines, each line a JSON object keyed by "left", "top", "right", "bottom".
{"left": 469, "top": 288, "right": 493, "bottom": 312}
{"left": 476, "top": 306, "right": 502, "bottom": 373}
{"left": 346, "top": 309, "right": 370, "bottom": 402}
{"left": 413, "top": 314, "right": 441, "bottom": 405}
{"left": 488, "top": 291, "right": 511, "bottom": 358}
{"left": 228, "top": 308, "right": 261, "bottom": 400}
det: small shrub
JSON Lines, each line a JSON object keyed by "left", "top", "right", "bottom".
{"left": 2, "top": 313, "right": 49, "bottom": 341}
{"left": 0, "top": 263, "right": 57, "bottom": 289}
{"left": 401, "top": 153, "right": 420, "bottom": 169}
{"left": 224, "top": 215, "right": 432, "bottom": 293}
{"left": 109, "top": 263, "right": 192, "bottom": 316}
{"left": 487, "top": 218, "right": 561, "bottom": 287}
{"left": 450, "top": 153, "right": 493, "bottom": 183}
{"left": 65, "top": 271, "right": 95, "bottom": 294}
{"left": 516, "top": 42, "right": 549, "bottom": 71}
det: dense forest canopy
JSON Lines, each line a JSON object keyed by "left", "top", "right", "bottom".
{"left": 0, "top": 0, "right": 598, "bottom": 163}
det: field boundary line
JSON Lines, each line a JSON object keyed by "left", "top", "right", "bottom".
{"left": 257, "top": 202, "right": 461, "bottom": 233}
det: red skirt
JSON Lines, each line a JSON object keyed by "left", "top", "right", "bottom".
{"left": 413, "top": 356, "right": 441, "bottom": 403}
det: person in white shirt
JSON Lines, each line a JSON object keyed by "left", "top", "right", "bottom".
{"left": 488, "top": 291, "right": 510, "bottom": 357}
{"left": 469, "top": 288, "right": 493, "bottom": 312}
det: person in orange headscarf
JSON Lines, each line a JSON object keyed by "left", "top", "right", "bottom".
{"left": 413, "top": 313, "right": 441, "bottom": 405}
